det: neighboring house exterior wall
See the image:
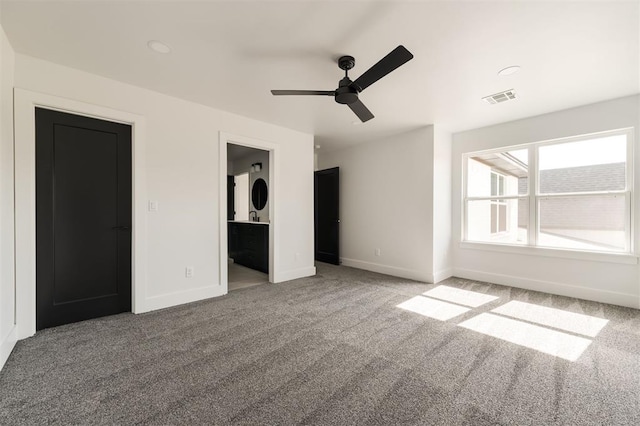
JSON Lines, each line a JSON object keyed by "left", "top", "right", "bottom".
{"left": 518, "top": 162, "right": 625, "bottom": 231}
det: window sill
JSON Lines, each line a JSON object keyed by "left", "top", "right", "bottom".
{"left": 459, "top": 241, "right": 639, "bottom": 265}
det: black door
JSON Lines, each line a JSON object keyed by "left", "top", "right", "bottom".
{"left": 36, "top": 108, "right": 132, "bottom": 330}
{"left": 227, "top": 175, "right": 235, "bottom": 220}
{"left": 314, "top": 167, "right": 340, "bottom": 264}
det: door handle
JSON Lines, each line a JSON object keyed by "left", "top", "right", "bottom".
{"left": 112, "top": 226, "right": 130, "bottom": 231}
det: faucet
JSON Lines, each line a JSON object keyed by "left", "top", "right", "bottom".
{"left": 249, "top": 211, "right": 258, "bottom": 222}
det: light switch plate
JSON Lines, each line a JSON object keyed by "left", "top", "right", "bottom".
{"left": 148, "top": 200, "right": 158, "bottom": 212}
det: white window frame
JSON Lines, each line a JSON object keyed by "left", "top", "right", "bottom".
{"left": 463, "top": 128, "right": 634, "bottom": 255}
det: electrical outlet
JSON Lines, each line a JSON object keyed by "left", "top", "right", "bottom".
{"left": 185, "top": 266, "right": 194, "bottom": 278}
{"left": 295, "top": 252, "right": 301, "bottom": 261}
{"left": 375, "top": 248, "right": 381, "bottom": 256}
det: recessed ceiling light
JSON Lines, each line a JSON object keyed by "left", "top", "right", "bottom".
{"left": 147, "top": 40, "right": 171, "bottom": 54}
{"left": 498, "top": 65, "right": 521, "bottom": 76}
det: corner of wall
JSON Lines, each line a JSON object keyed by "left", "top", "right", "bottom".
{"left": 0, "top": 326, "right": 16, "bottom": 371}
{"left": 0, "top": 16, "right": 17, "bottom": 372}
{"left": 432, "top": 126, "right": 453, "bottom": 278}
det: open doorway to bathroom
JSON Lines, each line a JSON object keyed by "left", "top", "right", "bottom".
{"left": 227, "top": 143, "right": 270, "bottom": 291}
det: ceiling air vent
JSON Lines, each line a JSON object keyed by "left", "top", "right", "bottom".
{"left": 482, "top": 89, "right": 516, "bottom": 105}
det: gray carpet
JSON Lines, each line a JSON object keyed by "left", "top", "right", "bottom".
{"left": 1, "top": 263, "right": 639, "bottom": 425}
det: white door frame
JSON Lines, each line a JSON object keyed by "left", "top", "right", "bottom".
{"left": 218, "top": 132, "right": 277, "bottom": 291}
{"left": 14, "top": 89, "right": 148, "bottom": 339}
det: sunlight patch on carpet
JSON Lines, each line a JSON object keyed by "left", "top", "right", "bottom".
{"left": 423, "top": 285, "right": 499, "bottom": 308}
{"left": 491, "top": 300, "right": 608, "bottom": 337}
{"left": 396, "top": 296, "right": 470, "bottom": 321}
{"left": 458, "top": 313, "right": 592, "bottom": 361}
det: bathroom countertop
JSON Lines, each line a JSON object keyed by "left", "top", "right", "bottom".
{"left": 228, "top": 220, "right": 269, "bottom": 225}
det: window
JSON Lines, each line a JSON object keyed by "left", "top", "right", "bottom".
{"left": 464, "top": 129, "right": 632, "bottom": 253}
{"left": 466, "top": 148, "right": 528, "bottom": 245}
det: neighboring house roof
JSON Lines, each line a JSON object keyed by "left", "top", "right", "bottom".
{"left": 517, "top": 162, "right": 625, "bottom": 194}
{"left": 538, "top": 162, "right": 625, "bottom": 193}
{"left": 516, "top": 162, "right": 626, "bottom": 232}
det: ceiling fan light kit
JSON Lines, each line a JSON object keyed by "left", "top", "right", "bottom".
{"left": 271, "top": 45, "right": 414, "bottom": 123}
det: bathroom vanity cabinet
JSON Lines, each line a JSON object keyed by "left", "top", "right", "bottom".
{"left": 228, "top": 221, "right": 269, "bottom": 273}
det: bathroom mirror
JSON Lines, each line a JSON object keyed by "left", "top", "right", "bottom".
{"left": 252, "top": 178, "right": 268, "bottom": 210}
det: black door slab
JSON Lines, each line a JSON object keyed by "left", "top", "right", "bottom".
{"left": 314, "top": 167, "right": 340, "bottom": 264}
{"left": 36, "top": 108, "right": 132, "bottom": 330}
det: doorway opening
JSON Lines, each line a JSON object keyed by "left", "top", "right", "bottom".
{"left": 225, "top": 142, "right": 272, "bottom": 291}
{"left": 314, "top": 167, "right": 340, "bottom": 265}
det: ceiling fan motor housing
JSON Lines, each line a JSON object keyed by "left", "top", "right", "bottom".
{"left": 335, "top": 77, "right": 359, "bottom": 105}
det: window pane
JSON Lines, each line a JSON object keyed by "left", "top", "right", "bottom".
{"left": 538, "top": 135, "right": 626, "bottom": 194}
{"left": 468, "top": 149, "right": 528, "bottom": 197}
{"left": 499, "top": 204, "right": 507, "bottom": 232}
{"left": 491, "top": 173, "right": 497, "bottom": 196}
{"left": 519, "top": 177, "right": 528, "bottom": 195}
{"left": 538, "top": 195, "right": 626, "bottom": 251}
{"left": 490, "top": 203, "right": 497, "bottom": 233}
{"left": 467, "top": 198, "right": 528, "bottom": 244}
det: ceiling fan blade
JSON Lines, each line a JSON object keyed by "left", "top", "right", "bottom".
{"left": 271, "top": 90, "right": 335, "bottom": 96}
{"left": 348, "top": 99, "right": 374, "bottom": 123}
{"left": 352, "top": 45, "right": 414, "bottom": 92}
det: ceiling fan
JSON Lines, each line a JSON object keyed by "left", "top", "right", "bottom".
{"left": 271, "top": 45, "right": 414, "bottom": 123}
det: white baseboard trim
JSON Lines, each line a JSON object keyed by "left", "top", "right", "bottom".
{"left": 341, "top": 258, "right": 431, "bottom": 283}
{"left": 452, "top": 267, "right": 640, "bottom": 309}
{"left": 274, "top": 266, "right": 316, "bottom": 283}
{"left": 433, "top": 268, "right": 453, "bottom": 283}
{"left": 142, "top": 285, "right": 227, "bottom": 313}
{"left": 0, "top": 326, "right": 17, "bottom": 372}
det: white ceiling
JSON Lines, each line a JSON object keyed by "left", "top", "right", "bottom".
{"left": 1, "top": 1, "right": 638, "bottom": 150}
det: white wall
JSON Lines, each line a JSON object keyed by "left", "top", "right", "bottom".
{"left": 0, "top": 17, "right": 15, "bottom": 370}
{"left": 452, "top": 95, "right": 640, "bottom": 308}
{"left": 317, "top": 126, "right": 452, "bottom": 283}
{"left": 12, "top": 54, "right": 315, "bottom": 336}
{"left": 432, "top": 127, "right": 452, "bottom": 282}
